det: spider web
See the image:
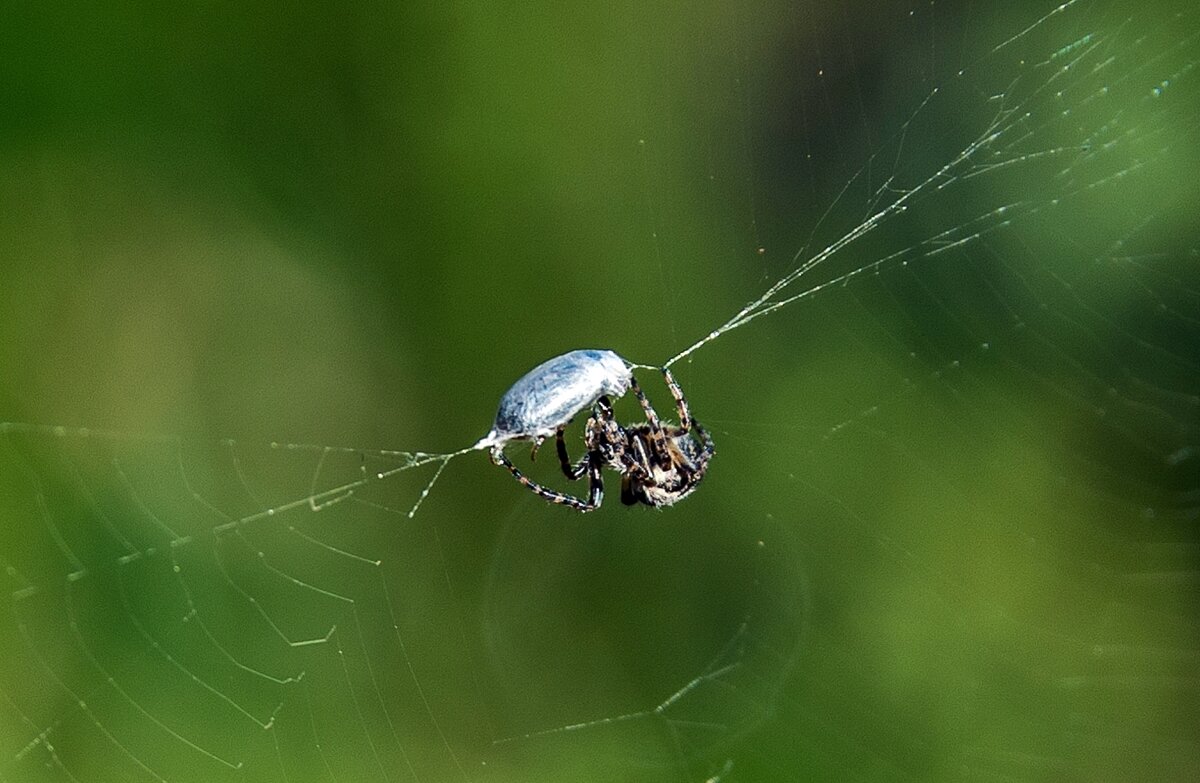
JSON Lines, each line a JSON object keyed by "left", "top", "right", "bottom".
{"left": 2, "top": 0, "right": 1198, "bottom": 781}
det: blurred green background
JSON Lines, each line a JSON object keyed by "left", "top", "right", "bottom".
{"left": 2, "top": 1, "right": 1197, "bottom": 781}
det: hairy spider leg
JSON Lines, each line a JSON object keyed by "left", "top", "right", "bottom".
{"left": 597, "top": 397, "right": 659, "bottom": 485}
{"left": 555, "top": 429, "right": 590, "bottom": 479}
{"left": 627, "top": 376, "right": 663, "bottom": 431}
{"left": 690, "top": 418, "right": 716, "bottom": 464}
{"left": 556, "top": 396, "right": 613, "bottom": 480}
{"left": 620, "top": 474, "right": 639, "bottom": 506}
{"left": 660, "top": 365, "right": 713, "bottom": 469}
{"left": 490, "top": 445, "right": 603, "bottom": 512}
{"left": 661, "top": 367, "right": 692, "bottom": 430}
{"left": 628, "top": 431, "right": 654, "bottom": 473}
{"left": 627, "top": 375, "right": 674, "bottom": 463}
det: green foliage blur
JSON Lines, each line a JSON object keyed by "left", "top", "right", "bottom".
{"left": 1, "top": 1, "right": 1197, "bottom": 781}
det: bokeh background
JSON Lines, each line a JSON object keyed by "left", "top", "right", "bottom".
{"left": 2, "top": 1, "right": 1197, "bottom": 781}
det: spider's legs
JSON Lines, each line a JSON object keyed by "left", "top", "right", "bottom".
{"left": 630, "top": 370, "right": 693, "bottom": 430}
{"left": 629, "top": 433, "right": 654, "bottom": 474}
{"left": 661, "top": 367, "right": 692, "bottom": 431}
{"left": 490, "top": 445, "right": 599, "bottom": 512}
{"left": 555, "top": 429, "right": 590, "bottom": 480}
{"left": 585, "top": 460, "right": 605, "bottom": 508}
{"left": 691, "top": 418, "right": 716, "bottom": 462}
{"left": 628, "top": 376, "right": 663, "bottom": 431}
{"left": 559, "top": 396, "right": 614, "bottom": 479}
{"left": 661, "top": 367, "right": 712, "bottom": 465}
{"left": 619, "top": 474, "right": 639, "bottom": 506}
{"left": 630, "top": 376, "right": 675, "bottom": 461}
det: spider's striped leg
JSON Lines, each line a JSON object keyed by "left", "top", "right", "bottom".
{"left": 490, "top": 445, "right": 599, "bottom": 512}
{"left": 629, "top": 376, "right": 673, "bottom": 461}
{"left": 691, "top": 418, "right": 715, "bottom": 462}
{"left": 560, "top": 396, "right": 615, "bottom": 480}
{"left": 663, "top": 367, "right": 713, "bottom": 467}
{"left": 661, "top": 367, "right": 692, "bottom": 431}
{"left": 628, "top": 376, "right": 663, "bottom": 432}
{"left": 555, "top": 429, "right": 590, "bottom": 480}
{"left": 620, "top": 474, "right": 639, "bottom": 506}
{"left": 585, "top": 461, "right": 604, "bottom": 508}
{"left": 627, "top": 432, "right": 657, "bottom": 480}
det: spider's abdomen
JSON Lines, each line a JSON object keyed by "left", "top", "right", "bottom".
{"left": 476, "top": 349, "right": 632, "bottom": 449}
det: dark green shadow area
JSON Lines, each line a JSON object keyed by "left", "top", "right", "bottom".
{"left": 2, "top": 1, "right": 1197, "bottom": 781}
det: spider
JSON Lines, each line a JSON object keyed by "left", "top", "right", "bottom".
{"left": 477, "top": 350, "right": 714, "bottom": 511}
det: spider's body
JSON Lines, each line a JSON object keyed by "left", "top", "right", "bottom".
{"left": 481, "top": 350, "right": 714, "bottom": 511}
{"left": 614, "top": 423, "right": 712, "bottom": 507}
